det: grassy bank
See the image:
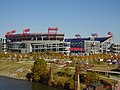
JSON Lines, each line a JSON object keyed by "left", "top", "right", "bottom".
{"left": 0, "top": 60, "right": 34, "bottom": 79}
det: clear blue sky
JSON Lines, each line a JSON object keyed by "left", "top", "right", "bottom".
{"left": 0, "top": 0, "right": 120, "bottom": 42}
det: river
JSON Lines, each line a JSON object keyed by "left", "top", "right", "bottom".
{"left": 0, "top": 76, "right": 65, "bottom": 90}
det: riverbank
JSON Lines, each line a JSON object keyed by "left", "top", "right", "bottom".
{"left": 0, "top": 72, "right": 26, "bottom": 80}
{"left": 0, "top": 60, "right": 34, "bottom": 80}
{"left": 0, "top": 60, "right": 67, "bottom": 90}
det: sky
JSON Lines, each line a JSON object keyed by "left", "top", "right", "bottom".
{"left": 0, "top": 0, "right": 120, "bottom": 43}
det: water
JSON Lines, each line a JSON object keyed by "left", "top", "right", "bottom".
{"left": 0, "top": 76, "right": 65, "bottom": 90}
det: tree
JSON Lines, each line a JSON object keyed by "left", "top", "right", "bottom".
{"left": 16, "top": 53, "right": 20, "bottom": 61}
{"left": 68, "top": 76, "right": 74, "bottom": 90}
{"left": 31, "top": 58, "right": 48, "bottom": 81}
{"left": 84, "top": 72, "right": 99, "bottom": 85}
{"left": 48, "top": 63, "right": 58, "bottom": 86}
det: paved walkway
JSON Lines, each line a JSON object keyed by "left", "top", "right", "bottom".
{"left": 110, "top": 75, "right": 120, "bottom": 81}
{"left": 87, "top": 69, "right": 120, "bottom": 75}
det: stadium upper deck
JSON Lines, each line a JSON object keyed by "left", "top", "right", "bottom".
{"left": 5, "top": 27, "right": 65, "bottom": 42}
{"left": 5, "top": 33, "right": 64, "bottom": 42}
{"left": 65, "top": 34, "right": 113, "bottom": 55}
{"left": 65, "top": 36, "right": 112, "bottom": 48}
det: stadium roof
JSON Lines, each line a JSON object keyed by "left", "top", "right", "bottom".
{"left": 65, "top": 36, "right": 112, "bottom": 43}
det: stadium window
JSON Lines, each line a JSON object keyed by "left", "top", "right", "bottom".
{"left": 35, "top": 49, "right": 39, "bottom": 52}
{"left": 32, "top": 49, "right": 35, "bottom": 52}
{"left": 41, "top": 49, "right": 44, "bottom": 52}
{"left": 47, "top": 44, "right": 50, "bottom": 47}
{"left": 25, "top": 50, "right": 27, "bottom": 53}
{"left": 52, "top": 44, "right": 56, "bottom": 47}
{"left": 59, "top": 48, "right": 63, "bottom": 51}
{"left": 52, "top": 48, "right": 56, "bottom": 51}
{"left": 48, "top": 44, "right": 52, "bottom": 47}
{"left": 35, "top": 45, "right": 38, "bottom": 48}
{"left": 19, "top": 43, "right": 26, "bottom": 48}
{"left": 47, "top": 49, "right": 50, "bottom": 51}
{"left": 64, "top": 43, "right": 68, "bottom": 47}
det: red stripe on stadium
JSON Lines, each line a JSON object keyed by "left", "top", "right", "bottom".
{"left": 70, "top": 48, "right": 84, "bottom": 51}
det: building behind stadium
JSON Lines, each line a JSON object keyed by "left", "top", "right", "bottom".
{"left": 0, "top": 27, "right": 119, "bottom": 55}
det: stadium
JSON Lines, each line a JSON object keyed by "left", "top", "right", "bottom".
{"left": 3, "top": 27, "right": 114, "bottom": 55}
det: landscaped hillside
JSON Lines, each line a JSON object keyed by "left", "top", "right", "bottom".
{"left": 0, "top": 60, "right": 33, "bottom": 79}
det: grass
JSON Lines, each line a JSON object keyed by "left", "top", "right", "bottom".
{"left": 91, "top": 62, "right": 118, "bottom": 71}
{"left": 0, "top": 60, "right": 34, "bottom": 79}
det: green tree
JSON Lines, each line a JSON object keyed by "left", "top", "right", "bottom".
{"left": 68, "top": 76, "right": 74, "bottom": 90}
{"left": 84, "top": 72, "right": 99, "bottom": 85}
{"left": 56, "top": 67, "right": 71, "bottom": 77}
{"left": 31, "top": 58, "right": 48, "bottom": 81}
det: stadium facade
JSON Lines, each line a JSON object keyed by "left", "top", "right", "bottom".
{"left": 5, "top": 28, "right": 70, "bottom": 55}
{"left": 110, "top": 43, "right": 120, "bottom": 54}
{"left": 0, "top": 38, "right": 7, "bottom": 52}
{"left": 0, "top": 28, "right": 116, "bottom": 55}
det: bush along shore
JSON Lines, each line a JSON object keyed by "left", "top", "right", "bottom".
{"left": 29, "top": 58, "right": 75, "bottom": 90}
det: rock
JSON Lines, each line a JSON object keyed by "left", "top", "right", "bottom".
{"left": 16, "top": 67, "right": 27, "bottom": 73}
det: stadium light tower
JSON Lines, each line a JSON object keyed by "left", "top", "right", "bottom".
{"left": 108, "top": 32, "right": 113, "bottom": 36}
{"left": 75, "top": 34, "right": 81, "bottom": 38}
{"left": 48, "top": 27, "right": 58, "bottom": 40}
{"left": 6, "top": 30, "right": 16, "bottom": 38}
{"left": 23, "top": 28, "right": 30, "bottom": 37}
{"left": 11, "top": 30, "right": 16, "bottom": 33}
{"left": 91, "top": 33, "right": 98, "bottom": 38}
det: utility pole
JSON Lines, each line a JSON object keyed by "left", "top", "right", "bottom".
{"left": 74, "top": 64, "right": 80, "bottom": 90}
{"left": 74, "top": 62, "right": 94, "bottom": 90}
